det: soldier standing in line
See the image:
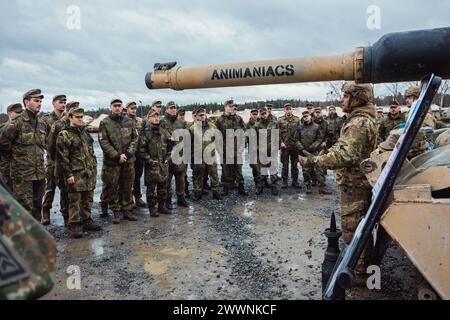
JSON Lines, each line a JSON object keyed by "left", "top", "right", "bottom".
{"left": 56, "top": 107, "right": 102, "bottom": 238}
{"left": 299, "top": 82, "right": 378, "bottom": 283}
{"left": 324, "top": 106, "right": 343, "bottom": 148}
{"left": 160, "top": 101, "right": 189, "bottom": 209}
{"left": 177, "top": 108, "right": 193, "bottom": 199}
{"left": 126, "top": 101, "right": 146, "bottom": 208}
{"left": 98, "top": 98, "right": 138, "bottom": 224}
{"left": 305, "top": 103, "right": 315, "bottom": 116}
{"left": 47, "top": 101, "right": 80, "bottom": 227}
{"left": 0, "top": 89, "right": 47, "bottom": 221}
{"left": 189, "top": 107, "right": 222, "bottom": 201}
{"left": 378, "top": 101, "right": 403, "bottom": 143}
{"left": 0, "top": 103, "right": 23, "bottom": 188}
{"left": 41, "top": 94, "right": 66, "bottom": 225}
{"left": 278, "top": 103, "right": 301, "bottom": 189}
{"left": 313, "top": 108, "right": 332, "bottom": 194}
{"left": 375, "top": 108, "right": 384, "bottom": 128}
{"left": 246, "top": 108, "right": 260, "bottom": 186}
{"left": 293, "top": 111, "right": 324, "bottom": 194}
{"left": 139, "top": 109, "right": 171, "bottom": 217}
{"left": 266, "top": 104, "right": 278, "bottom": 123}
{"left": 254, "top": 107, "right": 280, "bottom": 195}
{"left": 216, "top": 100, "right": 248, "bottom": 196}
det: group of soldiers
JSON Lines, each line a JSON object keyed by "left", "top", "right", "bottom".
{"left": 0, "top": 83, "right": 442, "bottom": 242}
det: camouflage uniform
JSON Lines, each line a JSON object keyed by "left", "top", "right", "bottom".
{"left": 0, "top": 183, "right": 56, "bottom": 300}
{"left": 56, "top": 124, "right": 97, "bottom": 226}
{"left": 139, "top": 122, "right": 170, "bottom": 208}
{"left": 216, "top": 113, "right": 246, "bottom": 190}
{"left": 309, "top": 82, "right": 378, "bottom": 277}
{"left": 189, "top": 119, "right": 220, "bottom": 195}
{"left": 129, "top": 115, "right": 145, "bottom": 202}
{"left": 278, "top": 114, "right": 300, "bottom": 184}
{"left": 0, "top": 109, "right": 47, "bottom": 221}
{"left": 378, "top": 112, "right": 404, "bottom": 142}
{"left": 0, "top": 122, "right": 11, "bottom": 188}
{"left": 293, "top": 120, "right": 324, "bottom": 187}
{"left": 246, "top": 118, "right": 259, "bottom": 185}
{"left": 47, "top": 115, "right": 71, "bottom": 222}
{"left": 325, "top": 113, "right": 343, "bottom": 147}
{"left": 98, "top": 113, "right": 137, "bottom": 213}
{"left": 254, "top": 116, "right": 280, "bottom": 190}
{"left": 160, "top": 113, "right": 187, "bottom": 200}
{"left": 41, "top": 111, "right": 62, "bottom": 219}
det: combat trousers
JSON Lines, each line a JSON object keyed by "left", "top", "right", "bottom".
{"left": 222, "top": 164, "right": 244, "bottom": 188}
{"left": 192, "top": 164, "right": 220, "bottom": 193}
{"left": 280, "top": 149, "right": 299, "bottom": 181}
{"left": 68, "top": 190, "right": 94, "bottom": 225}
{"left": 339, "top": 185, "right": 373, "bottom": 276}
{"left": 302, "top": 165, "right": 325, "bottom": 186}
{"left": 56, "top": 181, "right": 69, "bottom": 219}
{"left": 12, "top": 179, "right": 45, "bottom": 221}
{"left": 167, "top": 163, "right": 186, "bottom": 198}
{"left": 256, "top": 163, "right": 279, "bottom": 188}
{"left": 146, "top": 181, "right": 167, "bottom": 207}
{"left": 133, "top": 155, "right": 144, "bottom": 200}
{"left": 42, "top": 162, "right": 56, "bottom": 210}
{"left": 101, "top": 163, "right": 135, "bottom": 212}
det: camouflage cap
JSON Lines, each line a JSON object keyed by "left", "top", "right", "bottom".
{"left": 52, "top": 95, "right": 67, "bottom": 102}
{"left": 147, "top": 109, "right": 159, "bottom": 118}
{"left": 342, "top": 81, "right": 374, "bottom": 104}
{"left": 265, "top": 103, "right": 273, "bottom": 109}
{"left": 152, "top": 100, "right": 162, "bottom": 107}
{"left": 66, "top": 101, "right": 80, "bottom": 112}
{"left": 224, "top": 99, "right": 234, "bottom": 106}
{"left": 390, "top": 100, "right": 400, "bottom": 106}
{"left": 7, "top": 103, "right": 23, "bottom": 113}
{"left": 405, "top": 86, "right": 420, "bottom": 98}
{"left": 110, "top": 98, "right": 123, "bottom": 105}
{"left": 69, "top": 107, "right": 84, "bottom": 117}
{"left": 126, "top": 101, "right": 137, "bottom": 109}
{"left": 305, "top": 103, "right": 315, "bottom": 108}
{"left": 376, "top": 107, "right": 384, "bottom": 113}
{"left": 194, "top": 107, "right": 206, "bottom": 116}
{"left": 259, "top": 107, "right": 269, "bottom": 114}
{"left": 23, "top": 89, "right": 44, "bottom": 100}
{"left": 166, "top": 101, "right": 176, "bottom": 108}
{"left": 283, "top": 103, "right": 293, "bottom": 108}
{"left": 328, "top": 106, "right": 336, "bottom": 110}
{"left": 250, "top": 108, "right": 259, "bottom": 113}
{"left": 314, "top": 107, "right": 322, "bottom": 112}
{"left": 302, "top": 111, "right": 311, "bottom": 116}
{"left": 177, "top": 108, "right": 186, "bottom": 116}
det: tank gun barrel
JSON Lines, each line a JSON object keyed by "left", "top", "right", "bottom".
{"left": 145, "top": 27, "right": 450, "bottom": 90}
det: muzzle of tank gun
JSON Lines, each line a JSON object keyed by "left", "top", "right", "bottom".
{"left": 145, "top": 27, "right": 450, "bottom": 90}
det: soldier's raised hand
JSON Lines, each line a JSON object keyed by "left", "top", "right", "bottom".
{"left": 67, "top": 176, "right": 75, "bottom": 185}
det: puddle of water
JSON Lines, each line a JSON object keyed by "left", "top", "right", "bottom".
{"left": 91, "top": 239, "right": 104, "bottom": 256}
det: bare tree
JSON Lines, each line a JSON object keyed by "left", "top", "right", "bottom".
{"left": 327, "top": 81, "right": 346, "bottom": 101}
{"left": 438, "top": 79, "right": 450, "bottom": 108}
{"left": 384, "top": 83, "right": 404, "bottom": 97}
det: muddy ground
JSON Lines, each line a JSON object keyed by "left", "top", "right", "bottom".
{"left": 42, "top": 137, "right": 420, "bottom": 300}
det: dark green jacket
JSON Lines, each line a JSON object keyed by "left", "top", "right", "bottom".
{"left": 293, "top": 121, "right": 323, "bottom": 154}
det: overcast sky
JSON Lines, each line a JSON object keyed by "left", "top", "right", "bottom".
{"left": 1, "top": 0, "right": 449, "bottom": 112}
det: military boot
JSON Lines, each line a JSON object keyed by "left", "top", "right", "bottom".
{"left": 256, "top": 185, "right": 264, "bottom": 195}
{"left": 305, "top": 185, "right": 312, "bottom": 194}
{"left": 41, "top": 207, "right": 51, "bottom": 225}
{"left": 271, "top": 186, "right": 279, "bottom": 196}
{"left": 149, "top": 206, "right": 159, "bottom": 217}
{"left": 177, "top": 195, "right": 188, "bottom": 207}
{"left": 135, "top": 198, "right": 147, "bottom": 208}
{"left": 221, "top": 186, "right": 229, "bottom": 197}
{"left": 281, "top": 179, "right": 288, "bottom": 189}
{"left": 212, "top": 192, "right": 222, "bottom": 200}
{"left": 238, "top": 185, "right": 248, "bottom": 196}
{"left": 113, "top": 211, "right": 121, "bottom": 224}
{"left": 123, "top": 211, "right": 138, "bottom": 221}
{"left": 70, "top": 224, "right": 83, "bottom": 239}
{"left": 319, "top": 186, "right": 332, "bottom": 195}
{"left": 83, "top": 219, "right": 103, "bottom": 231}
{"left": 100, "top": 205, "right": 109, "bottom": 218}
{"left": 165, "top": 198, "right": 174, "bottom": 210}
{"left": 158, "top": 200, "right": 172, "bottom": 215}
{"left": 192, "top": 192, "right": 202, "bottom": 202}
{"left": 292, "top": 180, "right": 301, "bottom": 189}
